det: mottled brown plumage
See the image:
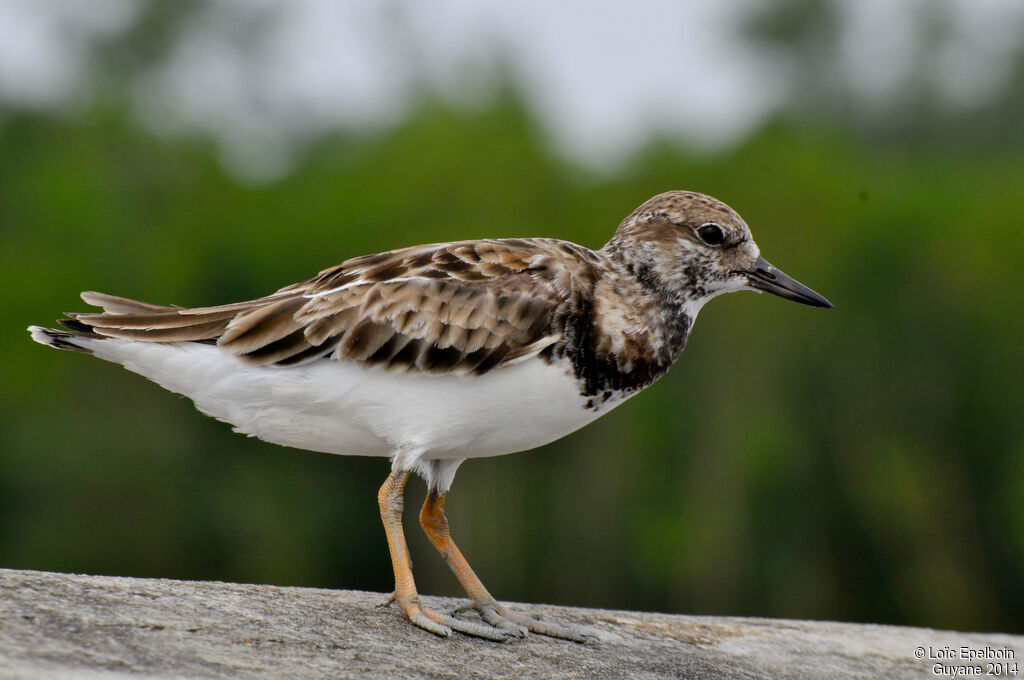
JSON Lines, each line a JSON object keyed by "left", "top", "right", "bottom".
{"left": 72, "top": 239, "right": 600, "bottom": 377}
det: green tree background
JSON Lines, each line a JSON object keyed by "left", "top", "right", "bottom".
{"left": 2, "top": 2, "right": 1023, "bottom": 635}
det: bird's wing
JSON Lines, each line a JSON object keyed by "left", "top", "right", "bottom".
{"left": 71, "top": 239, "right": 599, "bottom": 375}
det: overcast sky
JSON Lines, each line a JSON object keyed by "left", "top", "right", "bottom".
{"left": 2, "top": 0, "right": 1022, "bottom": 179}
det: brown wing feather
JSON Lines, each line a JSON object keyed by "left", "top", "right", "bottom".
{"left": 66, "top": 239, "right": 600, "bottom": 375}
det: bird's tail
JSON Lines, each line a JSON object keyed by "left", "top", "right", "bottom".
{"left": 27, "top": 290, "right": 261, "bottom": 353}
{"left": 28, "top": 324, "right": 100, "bottom": 354}
{"left": 28, "top": 291, "right": 185, "bottom": 354}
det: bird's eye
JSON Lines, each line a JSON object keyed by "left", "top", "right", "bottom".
{"left": 698, "top": 223, "right": 726, "bottom": 246}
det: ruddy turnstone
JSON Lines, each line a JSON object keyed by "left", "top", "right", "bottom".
{"left": 29, "top": 190, "right": 831, "bottom": 642}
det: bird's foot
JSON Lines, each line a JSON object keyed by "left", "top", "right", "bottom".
{"left": 448, "top": 599, "right": 597, "bottom": 644}
{"left": 379, "top": 592, "right": 515, "bottom": 641}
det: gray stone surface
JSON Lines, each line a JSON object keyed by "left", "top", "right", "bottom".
{"left": 0, "top": 568, "right": 1020, "bottom": 679}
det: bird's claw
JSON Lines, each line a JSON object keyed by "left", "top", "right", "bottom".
{"left": 444, "top": 598, "right": 595, "bottom": 643}
{"left": 386, "top": 593, "right": 596, "bottom": 642}
{"left": 398, "top": 599, "right": 516, "bottom": 641}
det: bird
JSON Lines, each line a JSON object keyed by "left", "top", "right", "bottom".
{"left": 28, "top": 190, "right": 831, "bottom": 642}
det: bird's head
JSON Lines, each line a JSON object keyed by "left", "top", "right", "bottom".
{"left": 604, "top": 190, "right": 832, "bottom": 310}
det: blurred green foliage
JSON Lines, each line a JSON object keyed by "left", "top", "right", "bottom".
{"left": 2, "top": 93, "right": 1022, "bottom": 634}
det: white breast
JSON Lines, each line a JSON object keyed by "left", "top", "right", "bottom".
{"left": 81, "top": 338, "right": 632, "bottom": 460}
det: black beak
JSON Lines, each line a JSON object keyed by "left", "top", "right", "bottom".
{"left": 741, "top": 256, "right": 833, "bottom": 308}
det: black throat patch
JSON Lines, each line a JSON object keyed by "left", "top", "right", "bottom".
{"left": 543, "top": 285, "right": 694, "bottom": 407}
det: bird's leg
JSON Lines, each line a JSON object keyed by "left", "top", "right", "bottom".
{"left": 377, "top": 469, "right": 509, "bottom": 641}
{"left": 419, "top": 488, "right": 593, "bottom": 643}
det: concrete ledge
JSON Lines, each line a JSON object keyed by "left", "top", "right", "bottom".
{"left": 0, "top": 568, "right": 1020, "bottom": 679}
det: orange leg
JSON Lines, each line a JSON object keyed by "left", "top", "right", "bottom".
{"left": 419, "top": 488, "right": 593, "bottom": 642}
{"left": 377, "top": 469, "right": 507, "bottom": 640}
